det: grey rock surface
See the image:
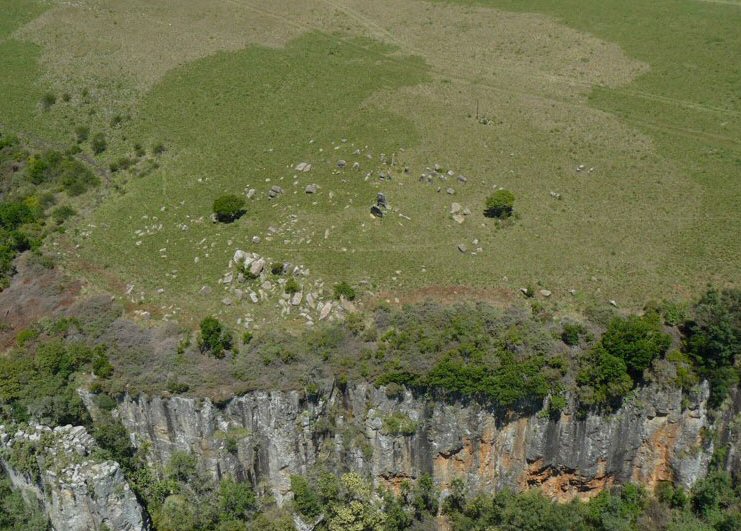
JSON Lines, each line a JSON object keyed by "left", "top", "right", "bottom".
{"left": 0, "top": 424, "right": 148, "bottom": 531}
{"left": 115, "top": 382, "right": 713, "bottom": 505}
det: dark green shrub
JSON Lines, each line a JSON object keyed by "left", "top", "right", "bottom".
{"left": 110, "top": 157, "right": 133, "bottom": 173}
{"left": 290, "top": 475, "right": 321, "bottom": 518}
{"left": 684, "top": 289, "right": 740, "bottom": 408}
{"left": 382, "top": 412, "right": 417, "bottom": 436}
{"left": 333, "top": 281, "right": 356, "bottom": 301}
{"left": 61, "top": 92, "right": 71, "bottom": 102}
{"left": 601, "top": 314, "right": 671, "bottom": 378}
{"left": 52, "top": 205, "right": 76, "bottom": 224}
{"left": 92, "top": 349, "right": 114, "bottom": 378}
{"left": 198, "top": 316, "right": 233, "bottom": 358}
{"left": 166, "top": 380, "right": 190, "bottom": 394}
{"left": 91, "top": 133, "right": 107, "bottom": 155}
{"left": 561, "top": 323, "right": 587, "bottom": 346}
{"left": 284, "top": 277, "right": 300, "bottom": 295}
{"left": 219, "top": 479, "right": 256, "bottom": 521}
{"left": 110, "top": 114, "right": 124, "bottom": 127}
{"left": 212, "top": 194, "right": 245, "bottom": 223}
{"left": 133, "top": 143, "right": 145, "bottom": 157}
{"left": 75, "top": 126, "right": 90, "bottom": 144}
{"left": 271, "top": 262, "right": 285, "bottom": 275}
{"left": 41, "top": 92, "right": 56, "bottom": 110}
{"left": 152, "top": 142, "right": 166, "bottom": 156}
{"left": 242, "top": 331, "right": 253, "bottom": 345}
{"left": 577, "top": 346, "right": 633, "bottom": 410}
{"left": 484, "top": 189, "right": 515, "bottom": 218}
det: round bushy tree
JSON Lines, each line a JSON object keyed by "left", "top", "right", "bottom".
{"left": 484, "top": 189, "right": 515, "bottom": 218}
{"left": 198, "top": 316, "right": 233, "bottom": 358}
{"left": 213, "top": 194, "right": 245, "bottom": 223}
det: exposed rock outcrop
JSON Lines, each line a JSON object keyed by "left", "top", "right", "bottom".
{"left": 0, "top": 424, "right": 148, "bottom": 531}
{"left": 114, "top": 382, "right": 713, "bottom": 504}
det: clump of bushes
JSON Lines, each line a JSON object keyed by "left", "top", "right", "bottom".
{"left": 381, "top": 412, "right": 417, "bottom": 436}
{"left": 198, "top": 317, "right": 233, "bottom": 359}
{"left": 91, "top": 133, "right": 107, "bottom": 154}
{"left": 74, "top": 126, "right": 90, "bottom": 144}
{"left": 333, "top": 281, "right": 356, "bottom": 301}
{"left": 484, "top": 189, "right": 515, "bottom": 218}
{"left": 284, "top": 277, "right": 300, "bottom": 295}
{"left": 561, "top": 322, "right": 588, "bottom": 346}
{"left": 212, "top": 194, "right": 245, "bottom": 223}
{"left": 41, "top": 92, "right": 56, "bottom": 111}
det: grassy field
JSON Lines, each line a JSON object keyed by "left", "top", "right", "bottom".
{"left": 0, "top": 0, "right": 737, "bottom": 331}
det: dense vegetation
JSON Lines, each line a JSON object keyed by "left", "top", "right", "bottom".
{"left": 0, "top": 130, "right": 99, "bottom": 288}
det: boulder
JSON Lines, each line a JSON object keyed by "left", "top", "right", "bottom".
{"left": 250, "top": 259, "right": 265, "bottom": 276}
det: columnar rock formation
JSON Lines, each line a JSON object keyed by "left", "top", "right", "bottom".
{"left": 114, "top": 382, "right": 713, "bottom": 505}
{"left": 0, "top": 424, "right": 148, "bottom": 531}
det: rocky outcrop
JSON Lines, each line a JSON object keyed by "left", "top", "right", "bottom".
{"left": 0, "top": 424, "right": 148, "bottom": 531}
{"left": 114, "top": 382, "right": 713, "bottom": 504}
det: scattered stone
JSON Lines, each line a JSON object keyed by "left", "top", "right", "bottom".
{"left": 447, "top": 169, "right": 455, "bottom": 177}
{"left": 199, "top": 285, "right": 212, "bottom": 296}
{"left": 434, "top": 163, "right": 442, "bottom": 172}
{"left": 457, "top": 175, "right": 467, "bottom": 183}
{"left": 568, "top": 289, "right": 577, "bottom": 295}
{"left": 295, "top": 162, "right": 312, "bottom": 172}
{"left": 609, "top": 299, "right": 618, "bottom": 307}
{"left": 352, "top": 162, "right": 361, "bottom": 170}
{"left": 291, "top": 292, "right": 302, "bottom": 306}
{"left": 223, "top": 272, "right": 234, "bottom": 284}
{"left": 245, "top": 188, "right": 256, "bottom": 199}
{"left": 319, "top": 302, "right": 332, "bottom": 320}
{"left": 370, "top": 205, "right": 384, "bottom": 218}
{"left": 450, "top": 202, "right": 461, "bottom": 214}
{"left": 377, "top": 192, "right": 388, "bottom": 208}
{"left": 463, "top": 208, "right": 471, "bottom": 216}
{"left": 453, "top": 214, "right": 465, "bottom": 224}
{"left": 222, "top": 298, "right": 232, "bottom": 306}
{"left": 576, "top": 164, "right": 586, "bottom": 172}
{"left": 305, "top": 184, "right": 318, "bottom": 194}
{"left": 337, "top": 160, "right": 346, "bottom": 168}
{"left": 457, "top": 243, "right": 467, "bottom": 253}
{"left": 250, "top": 259, "right": 265, "bottom": 276}
{"left": 446, "top": 187, "right": 455, "bottom": 195}
{"left": 539, "top": 289, "right": 552, "bottom": 298}
{"left": 550, "top": 191, "right": 562, "bottom": 200}
{"left": 252, "top": 236, "right": 261, "bottom": 244}
{"left": 267, "top": 185, "right": 284, "bottom": 199}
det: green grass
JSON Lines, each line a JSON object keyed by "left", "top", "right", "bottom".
{"left": 76, "top": 32, "right": 429, "bottom": 323}
{"left": 442, "top": 0, "right": 741, "bottom": 287}
{"left": 0, "top": 0, "right": 737, "bottom": 329}
{"left": 0, "top": 0, "right": 45, "bottom": 40}
{"left": 0, "top": 0, "right": 47, "bottom": 130}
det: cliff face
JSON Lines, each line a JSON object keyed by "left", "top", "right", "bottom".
{"left": 0, "top": 424, "right": 148, "bottom": 531}
{"left": 114, "top": 382, "right": 713, "bottom": 504}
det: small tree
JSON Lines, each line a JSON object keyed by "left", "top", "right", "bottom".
{"left": 484, "top": 189, "right": 515, "bottom": 218}
{"left": 198, "top": 316, "right": 233, "bottom": 358}
{"left": 213, "top": 194, "right": 245, "bottom": 223}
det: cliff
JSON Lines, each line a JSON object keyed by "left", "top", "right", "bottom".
{"left": 0, "top": 423, "right": 148, "bottom": 531}
{"left": 113, "top": 381, "right": 713, "bottom": 505}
